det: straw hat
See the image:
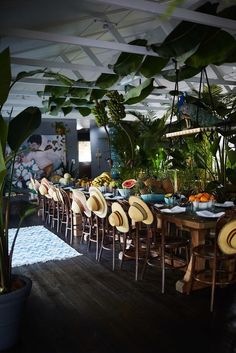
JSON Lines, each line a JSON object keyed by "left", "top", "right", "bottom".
{"left": 128, "top": 196, "right": 153, "bottom": 224}
{"left": 86, "top": 187, "right": 107, "bottom": 218}
{"left": 108, "top": 202, "right": 129, "bottom": 233}
{"left": 217, "top": 220, "right": 236, "bottom": 255}
{"left": 72, "top": 190, "right": 91, "bottom": 217}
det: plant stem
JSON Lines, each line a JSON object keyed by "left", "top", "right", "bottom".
{"left": 119, "top": 123, "right": 134, "bottom": 162}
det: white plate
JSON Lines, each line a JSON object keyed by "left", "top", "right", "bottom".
{"left": 161, "top": 206, "right": 186, "bottom": 214}
{"left": 196, "top": 210, "right": 225, "bottom": 218}
{"left": 214, "top": 201, "right": 234, "bottom": 208}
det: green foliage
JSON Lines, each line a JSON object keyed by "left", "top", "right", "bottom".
{"left": 0, "top": 48, "right": 42, "bottom": 293}
{"left": 124, "top": 78, "right": 154, "bottom": 105}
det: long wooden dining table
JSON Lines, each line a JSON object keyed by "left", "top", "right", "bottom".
{"left": 159, "top": 210, "right": 217, "bottom": 294}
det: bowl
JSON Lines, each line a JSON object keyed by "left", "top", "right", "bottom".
{"left": 117, "top": 188, "right": 132, "bottom": 198}
{"left": 198, "top": 200, "right": 213, "bottom": 209}
{"left": 140, "top": 194, "right": 164, "bottom": 203}
{"left": 164, "top": 197, "right": 175, "bottom": 206}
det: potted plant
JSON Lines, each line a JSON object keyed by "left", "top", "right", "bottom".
{"left": 0, "top": 47, "right": 42, "bottom": 350}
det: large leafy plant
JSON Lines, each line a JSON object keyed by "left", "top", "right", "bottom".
{"left": 0, "top": 48, "right": 41, "bottom": 294}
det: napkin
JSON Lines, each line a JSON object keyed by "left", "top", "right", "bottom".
{"left": 214, "top": 201, "right": 234, "bottom": 207}
{"left": 196, "top": 210, "right": 225, "bottom": 218}
{"left": 154, "top": 203, "right": 164, "bottom": 208}
{"left": 104, "top": 193, "right": 113, "bottom": 197}
{"left": 160, "top": 206, "right": 186, "bottom": 214}
{"left": 105, "top": 195, "right": 123, "bottom": 200}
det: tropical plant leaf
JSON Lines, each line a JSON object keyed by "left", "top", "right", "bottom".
{"left": 193, "top": 150, "right": 207, "bottom": 169}
{"left": 229, "top": 136, "right": 236, "bottom": 145}
{"left": 227, "top": 149, "right": 236, "bottom": 166}
{"left": 0, "top": 48, "right": 11, "bottom": 107}
{"left": 186, "top": 30, "right": 236, "bottom": 68}
{"left": 8, "top": 107, "right": 42, "bottom": 152}
{"left": 44, "top": 71, "right": 75, "bottom": 86}
{"left": 139, "top": 56, "right": 169, "bottom": 78}
{"left": 113, "top": 39, "right": 147, "bottom": 76}
{"left": 162, "top": 65, "right": 202, "bottom": 82}
{"left": 151, "top": 2, "right": 217, "bottom": 58}
{"left": 15, "top": 69, "right": 45, "bottom": 83}
{"left": 41, "top": 85, "right": 69, "bottom": 98}
{"left": 209, "top": 136, "right": 221, "bottom": 157}
{"left": 49, "top": 97, "right": 66, "bottom": 107}
{"left": 61, "top": 107, "right": 73, "bottom": 116}
{"left": 124, "top": 78, "right": 154, "bottom": 105}
{"left": 226, "top": 167, "right": 236, "bottom": 185}
{"left": 0, "top": 142, "right": 7, "bottom": 193}
{"left": 69, "top": 87, "right": 90, "bottom": 98}
{"left": 0, "top": 115, "right": 8, "bottom": 153}
{"left": 90, "top": 89, "right": 107, "bottom": 100}
{"left": 70, "top": 98, "right": 94, "bottom": 108}
{"left": 96, "top": 74, "right": 119, "bottom": 89}
{"left": 49, "top": 105, "right": 61, "bottom": 116}
{"left": 76, "top": 107, "right": 91, "bottom": 116}
{"left": 217, "top": 5, "right": 236, "bottom": 20}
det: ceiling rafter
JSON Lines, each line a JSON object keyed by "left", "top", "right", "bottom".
{"left": 10, "top": 56, "right": 236, "bottom": 88}
{"left": 0, "top": 28, "right": 159, "bottom": 56}
{"left": 93, "top": 0, "right": 236, "bottom": 30}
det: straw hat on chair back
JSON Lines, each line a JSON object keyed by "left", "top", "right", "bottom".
{"left": 218, "top": 219, "right": 236, "bottom": 255}
{"left": 128, "top": 196, "right": 153, "bottom": 224}
{"left": 86, "top": 187, "right": 107, "bottom": 218}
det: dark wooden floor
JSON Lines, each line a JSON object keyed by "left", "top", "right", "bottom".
{"left": 6, "top": 209, "right": 236, "bottom": 353}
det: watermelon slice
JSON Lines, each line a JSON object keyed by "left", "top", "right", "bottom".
{"left": 122, "top": 179, "right": 137, "bottom": 189}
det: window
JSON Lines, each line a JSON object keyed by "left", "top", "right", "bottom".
{"left": 78, "top": 141, "right": 91, "bottom": 162}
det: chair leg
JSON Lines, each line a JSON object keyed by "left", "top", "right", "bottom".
{"left": 141, "top": 236, "right": 151, "bottom": 280}
{"left": 210, "top": 256, "right": 217, "bottom": 312}
{"left": 119, "top": 233, "right": 127, "bottom": 269}
{"left": 135, "top": 227, "right": 139, "bottom": 281}
{"left": 112, "top": 228, "right": 116, "bottom": 271}
{"left": 161, "top": 235, "right": 165, "bottom": 294}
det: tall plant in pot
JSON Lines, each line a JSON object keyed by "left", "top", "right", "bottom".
{"left": 0, "top": 47, "right": 42, "bottom": 350}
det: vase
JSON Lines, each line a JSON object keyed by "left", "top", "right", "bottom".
{"left": 0, "top": 274, "right": 32, "bottom": 351}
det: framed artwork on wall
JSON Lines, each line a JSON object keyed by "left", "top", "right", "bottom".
{"left": 11, "top": 134, "right": 66, "bottom": 188}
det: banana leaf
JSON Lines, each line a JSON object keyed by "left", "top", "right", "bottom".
{"left": 162, "top": 65, "right": 202, "bottom": 82}
{"left": 124, "top": 78, "right": 154, "bottom": 105}
{"left": 139, "top": 56, "right": 168, "bottom": 78}
{"left": 186, "top": 30, "right": 236, "bottom": 68}
{"left": 76, "top": 107, "right": 91, "bottom": 116}
{"left": 0, "top": 48, "right": 11, "bottom": 107}
{"left": 15, "top": 69, "right": 45, "bottom": 83}
{"left": 227, "top": 149, "right": 236, "bottom": 166}
{"left": 69, "top": 87, "right": 90, "bottom": 98}
{"left": 8, "top": 107, "right": 42, "bottom": 152}
{"left": 90, "top": 89, "right": 107, "bottom": 100}
{"left": 96, "top": 73, "right": 119, "bottom": 89}
{"left": 44, "top": 71, "right": 75, "bottom": 86}
{"left": 61, "top": 107, "right": 73, "bottom": 116}
{"left": 226, "top": 167, "right": 236, "bottom": 185}
{"left": 151, "top": 2, "right": 218, "bottom": 59}
{"left": 209, "top": 136, "right": 221, "bottom": 157}
{"left": 40, "top": 85, "right": 70, "bottom": 98}
{"left": 113, "top": 39, "right": 147, "bottom": 76}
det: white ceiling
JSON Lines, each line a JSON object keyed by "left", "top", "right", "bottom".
{"left": 0, "top": 0, "right": 236, "bottom": 128}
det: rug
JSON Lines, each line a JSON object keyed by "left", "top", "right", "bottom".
{"left": 9, "top": 225, "right": 81, "bottom": 267}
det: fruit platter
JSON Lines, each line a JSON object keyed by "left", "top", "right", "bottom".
{"left": 188, "top": 192, "right": 215, "bottom": 209}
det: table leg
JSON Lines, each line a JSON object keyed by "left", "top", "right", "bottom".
{"left": 176, "top": 229, "right": 208, "bottom": 293}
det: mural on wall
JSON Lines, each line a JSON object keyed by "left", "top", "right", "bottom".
{"left": 12, "top": 134, "right": 66, "bottom": 188}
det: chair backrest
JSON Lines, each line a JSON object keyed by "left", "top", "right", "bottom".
{"left": 216, "top": 209, "right": 236, "bottom": 255}
{"left": 215, "top": 209, "right": 236, "bottom": 236}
